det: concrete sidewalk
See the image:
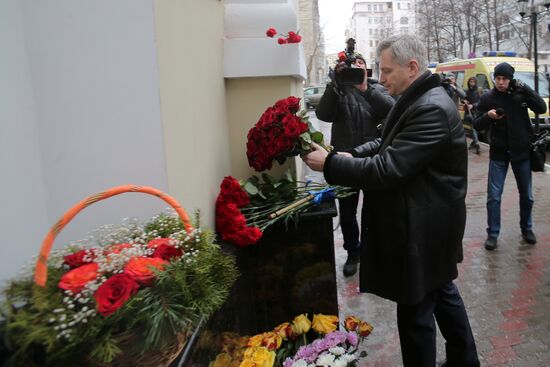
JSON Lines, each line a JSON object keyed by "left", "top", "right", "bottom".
{"left": 332, "top": 143, "right": 550, "bottom": 366}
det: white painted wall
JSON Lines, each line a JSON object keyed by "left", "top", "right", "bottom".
{"left": 0, "top": 0, "right": 49, "bottom": 283}
{"left": 0, "top": 0, "right": 169, "bottom": 283}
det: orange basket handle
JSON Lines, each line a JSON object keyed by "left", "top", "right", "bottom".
{"left": 34, "top": 185, "right": 193, "bottom": 287}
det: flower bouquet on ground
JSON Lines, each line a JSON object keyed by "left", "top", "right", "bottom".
{"left": 209, "top": 313, "right": 373, "bottom": 367}
{"left": 246, "top": 96, "right": 331, "bottom": 172}
{"left": 0, "top": 185, "right": 238, "bottom": 367}
{"left": 216, "top": 172, "right": 354, "bottom": 247}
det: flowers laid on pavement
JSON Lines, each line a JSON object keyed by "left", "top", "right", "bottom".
{"left": 246, "top": 96, "right": 330, "bottom": 172}
{"left": 209, "top": 313, "right": 372, "bottom": 367}
{"left": 1, "top": 212, "right": 238, "bottom": 366}
{"left": 215, "top": 173, "right": 354, "bottom": 247}
{"left": 266, "top": 27, "right": 302, "bottom": 44}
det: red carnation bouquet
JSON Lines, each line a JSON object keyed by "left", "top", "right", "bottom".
{"left": 216, "top": 173, "right": 354, "bottom": 247}
{"left": 266, "top": 27, "right": 302, "bottom": 44}
{"left": 246, "top": 96, "right": 330, "bottom": 172}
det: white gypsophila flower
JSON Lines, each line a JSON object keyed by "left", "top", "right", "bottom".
{"left": 316, "top": 353, "right": 336, "bottom": 366}
{"left": 329, "top": 346, "right": 345, "bottom": 356}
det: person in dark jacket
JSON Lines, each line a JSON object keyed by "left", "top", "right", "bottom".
{"left": 302, "top": 35, "right": 479, "bottom": 367}
{"left": 441, "top": 72, "right": 466, "bottom": 108}
{"left": 316, "top": 52, "right": 395, "bottom": 277}
{"left": 464, "top": 76, "right": 481, "bottom": 154}
{"left": 474, "top": 62, "right": 547, "bottom": 250}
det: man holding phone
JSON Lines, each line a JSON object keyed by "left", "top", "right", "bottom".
{"left": 474, "top": 62, "right": 547, "bottom": 250}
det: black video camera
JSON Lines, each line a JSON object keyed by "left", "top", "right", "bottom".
{"left": 336, "top": 39, "right": 367, "bottom": 86}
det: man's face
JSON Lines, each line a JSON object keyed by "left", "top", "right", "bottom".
{"left": 378, "top": 49, "right": 415, "bottom": 96}
{"left": 448, "top": 76, "right": 456, "bottom": 85}
{"left": 494, "top": 76, "right": 510, "bottom": 92}
{"left": 352, "top": 58, "right": 366, "bottom": 70}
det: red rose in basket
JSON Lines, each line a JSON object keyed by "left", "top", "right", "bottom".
{"left": 246, "top": 96, "right": 330, "bottom": 172}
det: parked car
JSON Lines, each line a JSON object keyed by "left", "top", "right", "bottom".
{"left": 304, "top": 86, "right": 326, "bottom": 109}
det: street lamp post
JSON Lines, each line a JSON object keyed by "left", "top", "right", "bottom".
{"left": 518, "top": 0, "right": 550, "bottom": 130}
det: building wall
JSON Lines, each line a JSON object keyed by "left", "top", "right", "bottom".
{"left": 0, "top": 0, "right": 173, "bottom": 283}
{"left": 0, "top": 0, "right": 50, "bottom": 282}
{"left": 299, "top": 0, "right": 326, "bottom": 86}
{"left": 153, "top": 0, "right": 231, "bottom": 228}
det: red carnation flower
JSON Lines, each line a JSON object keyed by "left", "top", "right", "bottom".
{"left": 219, "top": 176, "right": 250, "bottom": 207}
{"left": 287, "top": 31, "right": 302, "bottom": 44}
{"left": 278, "top": 38, "right": 287, "bottom": 45}
{"left": 266, "top": 27, "right": 277, "bottom": 38}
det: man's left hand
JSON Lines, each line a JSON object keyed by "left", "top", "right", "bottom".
{"left": 302, "top": 143, "right": 329, "bottom": 172}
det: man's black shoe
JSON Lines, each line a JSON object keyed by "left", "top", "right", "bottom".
{"left": 484, "top": 237, "right": 498, "bottom": 251}
{"left": 343, "top": 251, "right": 360, "bottom": 277}
{"left": 522, "top": 230, "right": 537, "bottom": 244}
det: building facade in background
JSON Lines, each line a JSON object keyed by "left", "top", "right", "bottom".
{"left": 416, "top": 0, "right": 550, "bottom": 73}
{"left": 299, "top": 0, "right": 326, "bottom": 86}
{"left": 346, "top": 1, "right": 416, "bottom": 71}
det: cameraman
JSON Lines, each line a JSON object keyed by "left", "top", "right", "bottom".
{"left": 316, "top": 40, "right": 394, "bottom": 277}
{"left": 441, "top": 73, "right": 466, "bottom": 108}
{"left": 473, "top": 62, "right": 547, "bottom": 251}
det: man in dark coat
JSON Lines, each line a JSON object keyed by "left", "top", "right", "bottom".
{"left": 474, "top": 62, "right": 547, "bottom": 250}
{"left": 316, "top": 52, "right": 395, "bottom": 277}
{"left": 302, "top": 35, "right": 479, "bottom": 367}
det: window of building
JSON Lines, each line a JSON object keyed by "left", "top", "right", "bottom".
{"left": 400, "top": 27, "right": 408, "bottom": 34}
{"left": 387, "top": 16, "right": 392, "bottom": 23}
{"left": 373, "top": 4, "right": 378, "bottom": 11}
{"left": 369, "top": 28, "right": 373, "bottom": 35}
{"left": 370, "top": 40, "right": 374, "bottom": 47}
{"left": 375, "top": 40, "right": 379, "bottom": 46}
{"left": 400, "top": 17, "right": 408, "bottom": 25}
{"left": 408, "top": 2, "right": 411, "bottom": 9}
{"left": 368, "top": 17, "right": 372, "bottom": 24}
{"left": 398, "top": 2, "right": 401, "bottom": 9}
{"left": 368, "top": 4, "right": 372, "bottom": 11}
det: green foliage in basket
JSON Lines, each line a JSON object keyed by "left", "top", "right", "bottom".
{"left": 1, "top": 212, "right": 238, "bottom": 367}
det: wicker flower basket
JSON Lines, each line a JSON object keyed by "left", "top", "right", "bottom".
{"left": 31, "top": 185, "right": 195, "bottom": 366}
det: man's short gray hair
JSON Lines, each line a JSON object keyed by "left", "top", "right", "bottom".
{"left": 376, "top": 35, "right": 428, "bottom": 73}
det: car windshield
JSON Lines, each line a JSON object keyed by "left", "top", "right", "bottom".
{"left": 491, "top": 71, "right": 549, "bottom": 97}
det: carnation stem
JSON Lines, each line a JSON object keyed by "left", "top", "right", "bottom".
{"left": 268, "top": 194, "right": 315, "bottom": 219}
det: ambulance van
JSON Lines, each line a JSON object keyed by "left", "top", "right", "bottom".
{"left": 435, "top": 51, "right": 550, "bottom": 128}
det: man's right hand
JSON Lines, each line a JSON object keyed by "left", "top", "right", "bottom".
{"left": 488, "top": 109, "right": 504, "bottom": 120}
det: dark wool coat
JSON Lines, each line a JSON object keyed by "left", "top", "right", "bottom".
{"left": 323, "top": 72, "right": 467, "bottom": 304}
{"left": 473, "top": 84, "right": 547, "bottom": 162}
{"left": 316, "top": 81, "right": 395, "bottom": 150}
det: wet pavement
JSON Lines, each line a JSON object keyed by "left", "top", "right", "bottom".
{"left": 304, "top": 111, "right": 550, "bottom": 366}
